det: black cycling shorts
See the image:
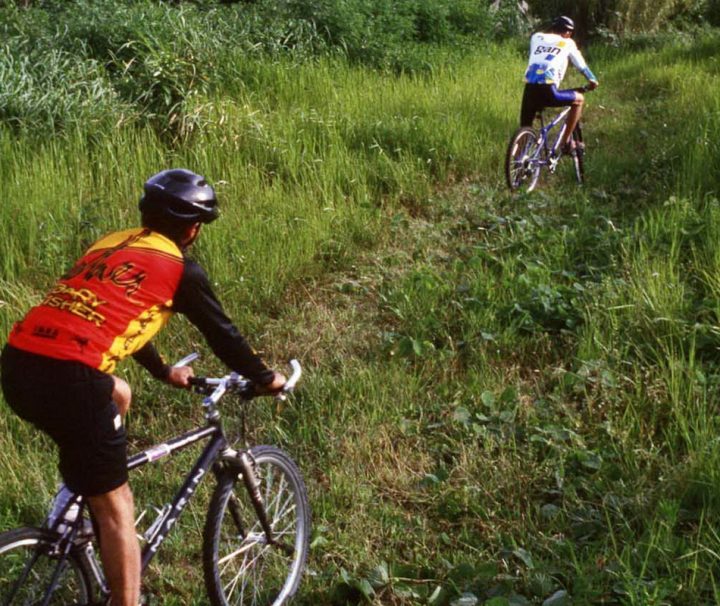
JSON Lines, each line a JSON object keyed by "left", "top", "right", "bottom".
{"left": 1, "top": 344, "right": 128, "bottom": 496}
{"left": 520, "top": 83, "right": 578, "bottom": 127}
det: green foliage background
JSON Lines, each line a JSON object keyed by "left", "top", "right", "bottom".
{"left": 1, "top": 1, "right": 720, "bottom": 605}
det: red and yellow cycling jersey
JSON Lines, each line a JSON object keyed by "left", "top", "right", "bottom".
{"left": 9, "top": 228, "right": 185, "bottom": 373}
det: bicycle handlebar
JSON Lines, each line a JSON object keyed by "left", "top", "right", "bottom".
{"left": 575, "top": 83, "right": 597, "bottom": 93}
{"left": 284, "top": 359, "right": 303, "bottom": 392}
{"left": 177, "top": 353, "right": 302, "bottom": 404}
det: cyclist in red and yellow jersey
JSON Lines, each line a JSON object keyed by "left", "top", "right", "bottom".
{"left": 1, "top": 169, "right": 285, "bottom": 606}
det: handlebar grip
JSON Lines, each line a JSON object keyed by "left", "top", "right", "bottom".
{"left": 272, "top": 360, "right": 302, "bottom": 402}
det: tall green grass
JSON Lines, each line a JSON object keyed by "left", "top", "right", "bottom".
{"left": 2, "top": 8, "right": 720, "bottom": 605}
{"left": 0, "top": 0, "right": 528, "bottom": 139}
{"left": 0, "top": 39, "right": 524, "bottom": 603}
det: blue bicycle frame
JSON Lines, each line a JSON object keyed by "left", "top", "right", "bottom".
{"left": 506, "top": 84, "right": 593, "bottom": 192}
{"left": 532, "top": 105, "right": 573, "bottom": 173}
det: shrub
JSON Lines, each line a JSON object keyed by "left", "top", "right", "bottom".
{"left": 0, "top": 0, "right": 530, "bottom": 136}
{"left": 527, "top": 0, "right": 717, "bottom": 35}
{"left": 0, "top": 38, "right": 127, "bottom": 132}
{"left": 55, "top": 1, "right": 221, "bottom": 131}
{"left": 708, "top": 0, "right": 720, "bottom": 24}
{"left": 447, "top": 0, "right": 497, "bottom": 36}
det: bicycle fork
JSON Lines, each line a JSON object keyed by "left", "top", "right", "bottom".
{"left": 235, "top": 452, "right": 294, "bottom": 557}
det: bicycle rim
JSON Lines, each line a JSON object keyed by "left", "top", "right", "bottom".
{"left": 0, "top": 527, "right": 91, "bottom": 605}
{"left": 204, "top": 446, "right": 311, "bottom": 606}
{"left": 506, "top": 127, "right": 542, "bottom": 192}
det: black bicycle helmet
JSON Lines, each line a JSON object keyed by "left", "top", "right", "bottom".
{"left": 139, "top": 168, "right": 219, "bottom": 224}
{"left": 551, "top": 15, "right": 575, "bottom": 33}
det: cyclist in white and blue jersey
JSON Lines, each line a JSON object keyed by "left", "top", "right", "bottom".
{"left": 520, "top": 16, "right": 599, "bottom": 153}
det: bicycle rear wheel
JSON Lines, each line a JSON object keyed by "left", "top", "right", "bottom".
{"left": 203, "top": 446, "right": 311, "bottom": 606}
{"left": 505, "top": 127, "right": 542, "bottom": 192}
{"left": 0, "top": 527, "right": 92, "bottom": 605}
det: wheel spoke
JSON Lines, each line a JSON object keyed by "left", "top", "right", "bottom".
{"left": 263, "top": 465, "right": 276, "bottom": 504}
{"left": 271, "top": 475, "right": 287, "bottom": 519}
{"left": 272, "top": 496, "right": 296, "bottom": 527}
{"left": 223, "top": 551, "right": 250, "bottom": 602}
{"left": 225, "top": 543, "right": 272, "bottom": 599}
{"left": 506, "top": 128, "right": 541, "bottom": 192}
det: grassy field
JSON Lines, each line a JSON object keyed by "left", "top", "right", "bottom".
{"left": 1, "top": 26, "right": 720, "bottom": 605}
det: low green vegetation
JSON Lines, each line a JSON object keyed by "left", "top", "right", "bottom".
{"left": 2, "top": 1, "right": 720, "bottom": 604}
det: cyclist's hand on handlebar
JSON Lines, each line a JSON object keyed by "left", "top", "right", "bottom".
{"left": 254, "top": 371, "right": 287, "bottom": 396}
{"left": 167, "top": 365, "right": 195, "bottom": 388}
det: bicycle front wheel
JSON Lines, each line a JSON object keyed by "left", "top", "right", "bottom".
{"left": 0, "top": 527, "right": 92, "bottom": 605}
{"left": 505, "top": 127, "right": 542, "bottom": 192}
{"left": 203, "top": 445, "right": 311, "bottom": 606}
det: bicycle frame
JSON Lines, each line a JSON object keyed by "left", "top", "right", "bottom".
{"left": 8, "top": 358, "right": 303, "bottom": 606}
{"left": 531, "top": 83, "right": 594, "bottom": 173}
{"left": 5, "top": 424, "right": 227, "bottom": 606}
{"left": 43, "top": 413, "right": 270, "bottom": 601}
{"left": 39, "top": 422, "right": 231, "bottom": 601}
{"left": 132, "top": 424, "right": 227, "bottom": 570}
{"left": 506, "top": 84, "right": 592, "bottom": 192}
{"left": 531, "top": 105, "right": 572, "bottom": 172}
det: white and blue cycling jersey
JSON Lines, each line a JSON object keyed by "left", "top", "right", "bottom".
{"left": 524, "top": 32, "right": 597, "bottom": 86}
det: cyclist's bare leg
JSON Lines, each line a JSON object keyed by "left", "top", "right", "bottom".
{"left": 111, "top": 375, "right": 132, "bottom": 417}
{"left": 562, "top": 92, "right": 585, "bottom": 149}
{"left": 88, "top": 483, "right": 141, "bottom": 606}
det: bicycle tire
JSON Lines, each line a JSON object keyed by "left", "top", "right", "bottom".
{"left": 203, "top": 445, "right": 311, "bottom": 606}
{"left": 0, "top": 527, "right": 92, "bottom": 605}
{"left": 572, "top": 125, "right": 584, "bottom": 185}
{"left": 505, "top": 127, "right": 542, "bottom": 192}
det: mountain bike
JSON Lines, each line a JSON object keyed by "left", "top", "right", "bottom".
{"left": 505, "top": 86, "right": 592, "bottom": 193}
{"left": 0, "top": 354, "right": 310, "bottom": 606}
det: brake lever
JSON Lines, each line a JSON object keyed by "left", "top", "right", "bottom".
{"left": 173, "top": 352, "right": 199, "bottom": 367}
